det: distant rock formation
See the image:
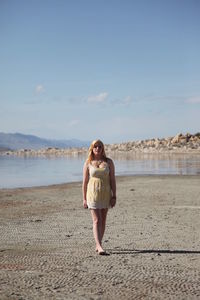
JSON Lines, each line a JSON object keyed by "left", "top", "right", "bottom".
{"left": 105, "top": 132, "right": 200, "bottom": 154}
{"left": 1, "top": 133, "right": 200, "bottom": 156}
{"left": 1, "top": 147, "right": 88, "bottom": 157}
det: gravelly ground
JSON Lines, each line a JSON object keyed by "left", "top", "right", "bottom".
{"left": 0, "top": 175, "right": 200, "bottom": 300}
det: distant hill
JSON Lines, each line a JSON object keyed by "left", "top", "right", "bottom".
{"left": 0, "top": 132, "right": 90, "bottom": 150}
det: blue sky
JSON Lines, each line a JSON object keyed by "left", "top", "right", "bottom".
{"left": 0, "top": 0, "right": 200, "bottom": 143}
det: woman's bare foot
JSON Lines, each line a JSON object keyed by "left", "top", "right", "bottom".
{"left": 95, "top": 246, "right": 104, "bottom": 254}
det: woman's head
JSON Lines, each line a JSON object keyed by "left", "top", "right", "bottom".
{"left": 87, "top": 139, "right": 107, "bottom": 162}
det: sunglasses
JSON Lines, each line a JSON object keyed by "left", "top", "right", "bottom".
{"left": 94, "top": 145, "right": 102, "bottom": 149}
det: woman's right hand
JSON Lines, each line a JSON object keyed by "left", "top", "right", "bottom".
{"left": 83, "top": 199, "right": 88, "bottom": 209}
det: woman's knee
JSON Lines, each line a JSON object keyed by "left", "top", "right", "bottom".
{"left": 101, "top": 209, "right": 108, "bottom": 222}
{"left": 93, "top": 215, "right": 101, "bottom": 226}
{"left": 91, "top": 210, "right": 101, "bottom": 226}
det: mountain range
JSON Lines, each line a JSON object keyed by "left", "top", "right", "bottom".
{"left": 0, "top": 132, "right": 90, "bottom": 150}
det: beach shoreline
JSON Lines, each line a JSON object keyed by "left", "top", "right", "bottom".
{"left": 1, "top": 151, "right": 200, "bottom": 189}
{"left": 0, "top": 173, "right": 199, "bottom": 191}
{"left": 0, "top": 175, "right": 200, "bottom": 299}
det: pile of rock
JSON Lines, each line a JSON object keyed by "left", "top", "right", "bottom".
{"left": 2, "top": 147, "right": 87, "bottom": 157}
{"left": 105, "top": 133, "right": 200, "bottom": 154}
{"left": 1, "top": 133, "right": 200, "bottom": 156}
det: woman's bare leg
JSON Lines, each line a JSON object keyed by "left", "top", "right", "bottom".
{"left": 90, "top": 209, "right": 104, "bottom": 253}
{"left": 100, "top": 208, "right": 108, "bottom": 244}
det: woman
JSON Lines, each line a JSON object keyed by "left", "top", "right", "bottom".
{"left": 82, "top": 139, "right": 116, "bottom": 255}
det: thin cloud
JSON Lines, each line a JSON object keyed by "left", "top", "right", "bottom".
{"left": 111, "top": 95, "right": 134, "bottom": 106}
{"left": 47, "top": 93, "right": 133, "bottom": 106}
{"left": 68, "top": 119, "right": 80, "bottom": 127}
{"left": 186, "top": 97, "right": 200, "bottom": 104}
{"left": 122, "top": 96, "right": 133, "bottom": 105}
{"left": 87, "top": 92, "right": 108, "bottom": 103}
{"left": 35, "top": 84, "right": 45, "bottom": 94}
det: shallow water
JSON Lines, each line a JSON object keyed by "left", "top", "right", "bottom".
{"left": 0, "top": 153, "right": 200, "bottom": 188}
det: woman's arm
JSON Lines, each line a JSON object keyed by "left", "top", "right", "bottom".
{"left": 82, "top": 161, "right": 89, "bottom": 208}
{"left": 108, "top": 159, "right": 116, "bottom": 207}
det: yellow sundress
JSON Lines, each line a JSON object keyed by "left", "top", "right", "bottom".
{"left": 87, "top": 163, "right": 111, "bottom": 209}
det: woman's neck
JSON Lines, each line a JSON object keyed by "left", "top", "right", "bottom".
{"left": 93, "top": 155, "right": 103, "bottom": 161}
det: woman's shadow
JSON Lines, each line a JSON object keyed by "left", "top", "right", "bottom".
{"left": 107, "top": 249, "right": 200, "bottom": 255}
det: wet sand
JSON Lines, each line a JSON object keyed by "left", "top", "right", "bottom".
{"left": 0, "top": 175, "right": 200, "bottom": 299}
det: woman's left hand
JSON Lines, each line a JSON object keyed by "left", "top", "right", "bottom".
{"left": 110, "top": 196, "right": 116, "bottom": 208}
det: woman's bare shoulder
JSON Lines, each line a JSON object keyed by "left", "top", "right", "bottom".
{"left": 106, "top": 157, "right": 114, "bottom": 165}
{"left": 83, "top": 160, "right": 90, "bottom": 168}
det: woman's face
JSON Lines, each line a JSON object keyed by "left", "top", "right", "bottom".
{"left": 92, "top": 143, "right": 103, "bottom": 156}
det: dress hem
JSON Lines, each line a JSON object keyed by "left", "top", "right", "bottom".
{"left": 87, "top": 204, "right": 110, "bottom": 210}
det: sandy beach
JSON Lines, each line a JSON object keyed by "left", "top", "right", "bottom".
{"left": 0, "top": 175, "right": 200, "bottom": 299}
